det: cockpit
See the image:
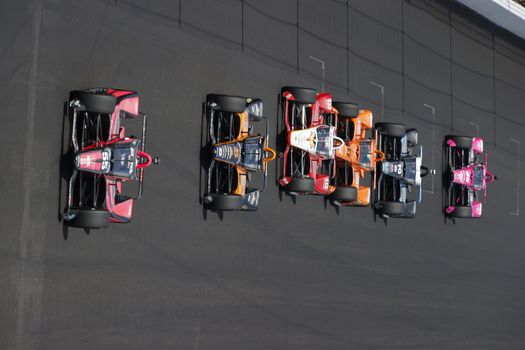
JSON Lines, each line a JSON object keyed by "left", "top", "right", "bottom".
{"left": 358, "top": 140, "right": 372, "bottom": 167}
{"left": 241, "top": 136, "right": 266, "bottom": 171}
{"left": 213, "top": 136, "right": 276, "bottom": 171}
{"left": 108, "top": 139, "right": 157, "bottom": 178}
{"left": 472, "top": 164, "right": 485, "bottom": 190}
{"left": 403, "top": 156, "right": 422, "bottom": 185}
{"left": 110, "top": 140, "right": 140, "bottom": 179}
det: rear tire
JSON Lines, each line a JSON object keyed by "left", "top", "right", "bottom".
{"left": 207, "top": 94, "right": 246, "bottom": 113}
{"left": 375, "top": 122, "right": 406, "bottom": 138}
{"left": 333, "top": 102, "right": 359, "bottom": 118}
{"left": 282, "top": 87, "right": 317, "bottom": 104}
{"left": 445, "top": 135, "right": 472, "bottom": 149}
{"left": 327, "top": 186, "right": 358, "bottom": 201}
{"left": 70, "top": 90, "right": 116, "bottom": 114}
{"left": 205, "top": 194, "right": 243, "bottom": 211}
{"left": 283, "top": 177, "right": 315, "bottom": 194}
{"left": 449, "top": 205, "right": 472, "bottom": 218}
{"left": 65, "top": 209, "right": 110, "bottom": 229}
{"left": 377, "top": 201, "right": 405, "bottom": 215}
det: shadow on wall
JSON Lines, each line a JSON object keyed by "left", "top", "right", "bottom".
{"left": 114, "top": 1, "right": 525, "bottom": 161}
{"left": 115, "top": 0, "right": 525, "bottom": 147}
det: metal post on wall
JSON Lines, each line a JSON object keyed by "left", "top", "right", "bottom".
{"left": 241, "top": 0, "right": 244, "bottom": 52}
{"left": 179, "top": 0, "right": 182, "bottom": 28}
{"left": 510, "top": 138, "right": 520, "bottom": 216}
{"left": 370, "top": 81, "right": 384, "bottom": 120}
{"left": 309, "top": 56, "right": 325, "bottom": 92}
{"left": 423, "top": 103, "right": 436, "bottom": 195}
{"left": 468, "top": 121, "right": 480, "bottom": 136}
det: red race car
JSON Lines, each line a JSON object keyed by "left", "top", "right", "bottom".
{"left": 278, "top": 87, "right": 344, "bottom": 195}
{"left": 62, "top": 88, "right": 159, "bottom": 229}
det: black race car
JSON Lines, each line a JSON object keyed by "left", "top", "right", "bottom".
{"left": 373, "top": 123, "right": 433, "bottom": 218}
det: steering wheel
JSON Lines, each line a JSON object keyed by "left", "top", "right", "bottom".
{"left": 375, "top": 150, "right": 385, "bottom": 162}
{"left": 137, "top": 151, "right": 152, "bottom": 169}
{"left": 332, "top": 136, "right": 345, "bottom": 150}
{"left": 485, "top": 171, "right": 496, "bottom": 183}
{"left": 263, "top": 147, "right": 277, "bottom": 162}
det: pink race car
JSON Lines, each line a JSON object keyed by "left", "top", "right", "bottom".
{"left": 443, "top": 135, "right": 496, "bottom": 218}
{"left": 62, "top": 88, "right": 159, "bottom": 229}
{"left": 278, "top": 86, "right": 344, "bottom": 195}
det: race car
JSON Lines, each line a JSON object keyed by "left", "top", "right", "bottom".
{"left": 63, "top": 88, "right": 159, "bottom": 229}
{"left": 202, "top": 94, "right": 276, "bottom": 211}
{"left": 443, "top": 135, "right": 496, "bottom": 218}
{"left": 326, "top": 102, "right": 384, "bottom": 206}
{"left": 373, "top": 123, "right": 432, "bottom": 218}
{"left": 278, "top": 87, "right": 345, "bottom": 195}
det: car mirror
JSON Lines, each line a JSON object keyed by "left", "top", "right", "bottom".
{"left": 246, "top": 99, "right": 263, "bottom": 120}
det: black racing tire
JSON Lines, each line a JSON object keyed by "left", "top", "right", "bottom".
{"left": 326, "top": 186, "right": 358, "bottom": 202}
{"left": 375, "top": 123, "right": 406, "bottom": 138}
{"left": 282, "top": 86, "right": 317, "bottom": 104}
{"left": 445, "top": 135, "right": 472, "bottom": 149}
{"left": 65, "top": 209, "right": 110, "bottom": 229}
{"left": 204, "top": 194, "right": 243, "bottom": 211}
{"left": 333, "top": 102, "right": 359, "bottom": 118}
{"left": 207, "top": 94, "right": 246, "bottom": 113}
{"left": 70, "top": 90, "right": 116, "bottom": 114}
{"left": 377, "top": 201, "right": 405, "bottom": 215}
{"left": 449, "top": 205, "right": 472, "bottom": 218}
{"left": 283, "top": 177, "right": 315, "bottom": 193}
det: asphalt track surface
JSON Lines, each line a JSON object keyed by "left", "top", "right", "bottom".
{"left": 1, "top": 0, "right": 525, "bottom": 349}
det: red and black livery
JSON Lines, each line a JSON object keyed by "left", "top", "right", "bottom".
{"left": 62, "top": 88, "right": 158, "bottom": 229}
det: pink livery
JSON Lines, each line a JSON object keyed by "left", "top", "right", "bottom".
{"left": 444, "top": 135, "right": 495, "bottom": 218}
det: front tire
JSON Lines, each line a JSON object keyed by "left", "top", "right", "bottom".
{"left": 326, "top": 186, "right": 357, "bottom": 201}
{"left": 375, "top": 122, "right": 406, "bottom": 138}
{"left": 204, "top": 194, "right": 243, "bottom": 211}
{"left": 207, "top": 94, "right": 246, "bottom": 113}
{"left": 376, "top": 201, "right": 405, "bottom": 216}
{"left": 70, "top": 90, "right": 116, "bottom": 114}
{"left": 282, "top": 87, "right": 317, "bottom": 104}
{"left": 282, "top": 177, "right": 315, "bottom": 194}
{"left": 445, "top": 135, "right": 472, "bottom": 149}
{"left": 333, "top": 102, "right": 359, "bottom": 118}
{"left": 65, "top": 209, "right": 110, "bottom": 229}
{"left": 449, "top": 206, "right": 472, "bottom": 218}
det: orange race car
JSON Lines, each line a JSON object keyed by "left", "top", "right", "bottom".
{"left": 326, "top": 102, "right": 384, "bottom": 206}
{"left": 203, "top": 94, "right": 276, "bottom": 211}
